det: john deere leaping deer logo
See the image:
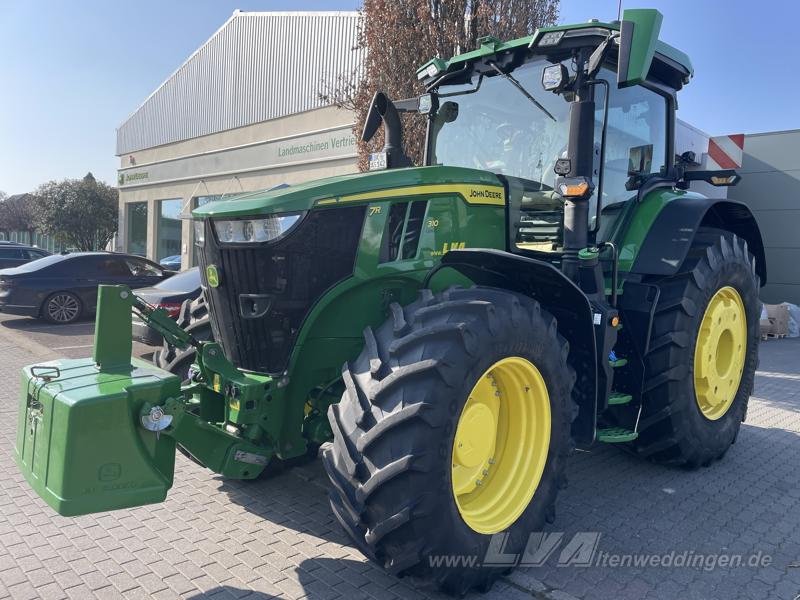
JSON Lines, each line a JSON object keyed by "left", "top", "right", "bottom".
{"left": 206, "top": 265, "right": 220, "bottom": 288}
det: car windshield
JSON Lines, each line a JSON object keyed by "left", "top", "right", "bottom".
{"left": 429, "top": 57, "right": 574, "bottom": 188}
{"left": 155, "top": 267, "right": 200, "bottom": 291}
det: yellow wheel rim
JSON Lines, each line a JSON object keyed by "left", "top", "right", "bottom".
{"left": 451, "top": 357, "right": 551, "bottom": 534}
{"left": 693, "top": 286, "right": 747, "bottom": 420}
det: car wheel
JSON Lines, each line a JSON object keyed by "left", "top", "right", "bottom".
{"left": 43, "top": 291, "right": 83, "bottom": 324}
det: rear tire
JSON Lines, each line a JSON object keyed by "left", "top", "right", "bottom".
{"left": 634, "top": 229, "right": 760, "bottom": 467}
{"left": 323, "top": 286, "right": 575, "bottom": 594}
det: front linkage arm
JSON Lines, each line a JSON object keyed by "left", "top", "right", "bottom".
{"left": 131, "top": 294, "right": 198, "bottom": 352}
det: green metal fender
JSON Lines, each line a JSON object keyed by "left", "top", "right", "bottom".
{"left": 627, "top": 197, "right": 767, "bottom": 283}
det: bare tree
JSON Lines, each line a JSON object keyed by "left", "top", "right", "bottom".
{"left": 324, "top": 0, "right": 559, "bottom": 170}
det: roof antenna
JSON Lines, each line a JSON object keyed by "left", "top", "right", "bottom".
{"left": 617, "top": 0, "right": 623, "bottom": 21}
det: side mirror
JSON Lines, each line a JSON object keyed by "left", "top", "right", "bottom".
{"left": 627, "top": 144, "right": 653, "bottom": 177}
{"left": 617, "top": 9, "right": 663, "bottom": 88}
{"left": 624, "top": 144, "right": 654, "bottom": 191}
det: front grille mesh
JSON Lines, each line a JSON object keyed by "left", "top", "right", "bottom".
{"left": 198, "top": 205, "right": 365, "bottom": 373}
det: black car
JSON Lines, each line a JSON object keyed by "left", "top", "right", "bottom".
{"left": 132, "top": 267, "right": 202, "bottom": 345}
{"left": 0, "top": 252, "right": 173, "bottom": 324}
{"left": 0, "top": 244, "right": 51, "bottom": 269}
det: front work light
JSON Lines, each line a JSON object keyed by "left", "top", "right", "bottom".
{"left": 213, "top": 213, "right": 304, "bottom": 244}
{"left": 542, "top": 63, "right": 569, "bottom": 92}
{"left": 537, "top": 30, "right": 565, "bottom": 47}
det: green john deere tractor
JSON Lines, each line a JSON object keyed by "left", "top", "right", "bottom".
{"left": 16, "top": 9, "right": 765, "bottom": 594}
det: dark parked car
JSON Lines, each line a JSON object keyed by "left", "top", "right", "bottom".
{"left": 0, "top": 244, "right": 51, "bottom": 269}
{"left": 0, "top": 252, "right": 173, "bottom": 324}
{"left": 159, "top": 255, "right": 182, "bottom": 271}
{"left": 132, "top": 267, "right": 202, "bottom": 345}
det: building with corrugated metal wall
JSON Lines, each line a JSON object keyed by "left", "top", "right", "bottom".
{"left": 116, "top": 11, "right": 363, "bottom": 269}
{"left": 728, "top": 129, "right": 800, "bottom": 304}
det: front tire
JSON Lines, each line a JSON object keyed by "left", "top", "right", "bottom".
{"left": 634, "top": 229, "right": 760, "bottom": 467}
{"left": 155, "top": 293, "right": 212, "bottom": 381}
{"left": 323, "top": 286, "right": 575, "bottom": 594}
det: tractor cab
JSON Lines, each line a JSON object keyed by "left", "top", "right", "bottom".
{"left": 416, "top": 13, "right": 690, "bottom": 263}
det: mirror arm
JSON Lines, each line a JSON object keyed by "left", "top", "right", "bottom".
{"left": 587, "top": 33, "right": 619, "bottom": 78}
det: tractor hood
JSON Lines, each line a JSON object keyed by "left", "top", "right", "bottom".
{"left": 191, "top": 165, "right": 504, "bottom": 219}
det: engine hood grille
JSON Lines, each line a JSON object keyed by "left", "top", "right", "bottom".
{"left": 197, "top": 205, "right": 366, "bottom": 374}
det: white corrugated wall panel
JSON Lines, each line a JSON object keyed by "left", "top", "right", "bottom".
{"left": 117, "top": 11, "right": 363, "bottom": 155}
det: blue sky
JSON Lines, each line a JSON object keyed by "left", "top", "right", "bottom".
{"left": 1, "top": 0, "right": 798, "bottom": 194}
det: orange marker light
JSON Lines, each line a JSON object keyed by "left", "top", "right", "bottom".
{"left": 558, "top": 181, "right": 590, "bottom": 197}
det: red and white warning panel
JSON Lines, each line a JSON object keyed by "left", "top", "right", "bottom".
{"left": 706, "top": 134, "right": 744, "bottom": 170}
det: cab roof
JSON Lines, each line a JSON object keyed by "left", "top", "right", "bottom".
{"left": 417, "top": 19, "right": 693, "bottom": 91}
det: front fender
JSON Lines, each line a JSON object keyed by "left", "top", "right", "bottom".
{"left": 426, "top": 249, "right": 598, "bottom": 445}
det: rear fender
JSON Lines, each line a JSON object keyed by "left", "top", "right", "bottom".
{"left": 630, "top": 198, "right": 767, "bottom": 284}
{"left": 425, "top": 249, "right": 597, "bottom": 444}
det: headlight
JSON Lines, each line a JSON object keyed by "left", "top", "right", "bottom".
{"left": 213, "top": 213, "right": 304, "bottom": 244}
{"left": 193, "top": 220, "right": 205, "bottom": 246}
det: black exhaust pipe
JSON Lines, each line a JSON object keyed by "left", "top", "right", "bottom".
{"left": 361, "top": 91, "right": 411, "bottom": 169}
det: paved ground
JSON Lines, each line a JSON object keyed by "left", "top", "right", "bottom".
{"left": 0, "top": 313, "right": 153, "bottom": 361}
{"left": 0, "top": 314, "right": 798, "bottom": 600}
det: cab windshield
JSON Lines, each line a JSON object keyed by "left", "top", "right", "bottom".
{"left": 429, "top": 57, "right": 573, "bottom": 190}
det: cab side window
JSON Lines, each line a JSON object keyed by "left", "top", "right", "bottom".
{"left": 600, "top": 80, "right": 668, "bottom": 208}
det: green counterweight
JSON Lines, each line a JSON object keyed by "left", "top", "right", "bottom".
{"left": 15, "top": 285, "right": 280, "bottom": 516}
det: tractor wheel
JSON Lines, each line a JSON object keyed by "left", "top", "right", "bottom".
{"left": 323, "top": 286, "right": 575, "bottom": 594}
{"left": 634, "top": 228, "right": 760, "bottom": 467}
{"left": 154, "top": 293, "right": 212, "bottom": 382}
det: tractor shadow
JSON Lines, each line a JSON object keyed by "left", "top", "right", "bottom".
{"left": 216, "top": 447, "right": 348, "bottom": 546}
{"left": 517, "top": 424, "right": 800, "bottom": 598}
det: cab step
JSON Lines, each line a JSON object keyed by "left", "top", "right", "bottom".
{"left": 597, "top": 426, "right": 638, "bottom": 443}
{"left": 607, "top": 392, "right": 633, "bottom": 405}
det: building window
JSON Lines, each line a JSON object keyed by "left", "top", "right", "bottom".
{"left": 157, "top": 199, "right": 182, "bottom": 261}
{"left": 127, "top": 202, "right": 148, "bottom": 256}
{"left": 194, "top": 194, "right": 223, "bottom": 207}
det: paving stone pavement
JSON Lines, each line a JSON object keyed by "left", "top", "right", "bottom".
{"left": 0, "top": 330, "right": 798, "bottom": 600}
